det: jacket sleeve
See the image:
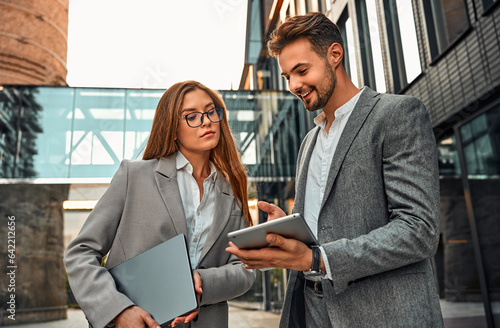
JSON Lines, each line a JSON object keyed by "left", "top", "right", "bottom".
{"left": 324, "top": 96, "right": 440, "bottom": 294}
{"left": 63, "top": 161, "right": 134, "bottom": 328}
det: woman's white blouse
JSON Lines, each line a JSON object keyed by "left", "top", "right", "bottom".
{"left": 175, "top": 151, "right": 217, "bottom": 269}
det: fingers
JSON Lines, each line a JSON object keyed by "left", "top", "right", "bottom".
{"left": 257, "top": 201, "right": 273, "bottom": 212}
{"left": 169, "top": 270, "right": 203, "bottom": 327}
{"left": 184, "top": 309, "right": 201, "bottom": 323}
{"left": 170, "top": 315, "right": 186, "bottom": 327}
{"left": 115, "top": 306, "right": 160, "bottom": 328}
{"left": 227, "top": 239, "right": 280, "bottom": 267}
{"left": 170, "top": 307, "right": 200, "bottom": 327}
{"left": 142, "top": 312, "right": 161, "bottom": 328}
{"left": 257, "top": 201, "right": 286, "bottom": 221}
{"left": 192, "top": 270, "right": 203, "bottom": 294}
{"left": 226, "top": 242, "right": 263, "bottom": 265}
{"left": 266, "top": 233, "right": 285, "bottom": 247}
{"left": 235, "top": 235, "right": 312, "bottom": 271}
{"left": 225, "top": 241, "right": 240, "bottom": 255}
{"left": 228, "top": 237, "right": 308, "bottom": 270}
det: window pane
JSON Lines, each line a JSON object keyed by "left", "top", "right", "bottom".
{"left": 459, "top": 105, "right": 500, "bottom": 327}
{"left": 460, "top": 108, "right": 500, "bottom": 176}
{"left": 438, "top": 135, "right": 461, "bottom": 176}
{"left": 294, "top": 0, "right": 304, "bottom": 14}
{"left": 424, "top": 0, "right": 469, "bottom": 59}
{"left": 125, "top": 90, "right": 161, "bottom": 159}
{"left": 345, "top": 17, "right": 359, "bottom": 87}
{"left": 70, "top": 89, "right": 126, "bottom": 177}
{"left": 482, "top": 0, "right": 498, "bottom": 13}
{"left": 438, "top": 124, "right": 493, "bottom": 326}
{"left": 0, "top": 87, "right": 49, "bottom": 178}
{"left": 395, "top": 0, "right": 422, "bottom": 82}
{"left": 366, "top": 1, "right": 387, "bottom": 93}
{"left": 34, "top": 87, "right": 75, "bottom": 178}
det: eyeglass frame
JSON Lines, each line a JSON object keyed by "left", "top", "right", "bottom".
{"left": 180, "top": 107, "right": 224, "bottom": 128}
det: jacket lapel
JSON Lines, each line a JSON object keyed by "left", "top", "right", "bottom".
{"left": 198, "top": 176, "right": 233, "bottom": 264}
{"left": 320, "top": 87, "right": 380, "bottom": 212}
{"left": 294, "top": 128, "right": 321, "bottom": 215}
{"left": 154, "top": 155, "right": 189, "bottom": 236}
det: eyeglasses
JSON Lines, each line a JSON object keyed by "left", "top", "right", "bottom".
{"left": 180, "top": 107, "right": 224, "bottom": 128}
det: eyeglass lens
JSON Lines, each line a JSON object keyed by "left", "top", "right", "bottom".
{"left": 185, "top": 108, "right": 223, "bottom": 127}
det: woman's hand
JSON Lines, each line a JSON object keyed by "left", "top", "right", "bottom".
{"left": 169, "top": 270, "right": 203, "bottom": 327}
{"left": 114, "top": 305, "right": 160, "bottom": 328}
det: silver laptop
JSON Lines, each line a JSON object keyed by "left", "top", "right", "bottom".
{"left": 107, "top": 234, "right": 198, "bottom": 327}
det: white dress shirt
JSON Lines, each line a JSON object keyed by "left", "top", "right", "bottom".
{"left": 303, "top": 89, "right": 363, "bottom": 280}
{"left": 176, "top": 151, "right": 217, "bottom": 269}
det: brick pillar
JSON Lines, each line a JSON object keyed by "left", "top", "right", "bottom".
{"left": 0, "top": 0, "right": 69, "bottom": 85}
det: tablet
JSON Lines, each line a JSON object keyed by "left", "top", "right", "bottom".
{"left": 227, "top": 213, "right": 318, "bottom": 249}
{"left": 108, "top": 234, "right": 198, "bottom": 328}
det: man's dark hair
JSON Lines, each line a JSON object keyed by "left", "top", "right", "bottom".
{"left": 267, "top": 12, "right": 344, "bottom": 59}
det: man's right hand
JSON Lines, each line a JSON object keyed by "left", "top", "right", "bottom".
{"left": 114, "top": 306, "right": 160, "bottom": 328}
{"left": 257, "top": 201, "right": 287, "bottom": 221}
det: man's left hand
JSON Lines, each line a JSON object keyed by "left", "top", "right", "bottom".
{"left": 226, "top": 233, "right": 312, "bottom": 271}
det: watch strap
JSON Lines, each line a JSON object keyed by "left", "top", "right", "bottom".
{"left": 311, "top": 245, "right": 321, "bottom": 272}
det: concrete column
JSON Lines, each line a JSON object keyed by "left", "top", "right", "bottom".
{"left": 0, "top": 183, "right": 69, "bottom": 325}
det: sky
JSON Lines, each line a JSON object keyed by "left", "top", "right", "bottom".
{"left": 66, "top": 0, "right": 248, "bottom": 91}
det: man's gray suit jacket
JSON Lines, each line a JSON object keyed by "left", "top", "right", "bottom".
{"left": 64, "top": 154, "right": 255, "bottom": 328}
{"left": 280, "top": 87, "right": 444, "bottom": 327}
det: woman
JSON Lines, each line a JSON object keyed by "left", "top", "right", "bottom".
{"left": 64, "top": 81, "right": 255, "bottom": 328}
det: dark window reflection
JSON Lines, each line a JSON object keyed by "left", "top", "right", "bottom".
{"left": 0, "top": 87, "right": 43, "bottom": 178}
{"left": 482, "top": 0, "right": 499, "bottom": 13}
{"left": 461, "top": 106, "right": 500, "bottom": 176}
{"left": 438, "top": 134, "right": 461, "bottom": 176}
{"left": 438, "top": 133, "right": 482, "bottom": 303}
{"left": 423, "top": 0, "right": 470, "bottom": 60}
{"left": 460, "top": 105, "right": 500, "bottom": 313}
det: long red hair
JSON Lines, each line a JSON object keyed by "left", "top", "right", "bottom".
{"left": 143, "top": 81, "right": 252, "bottom": 226}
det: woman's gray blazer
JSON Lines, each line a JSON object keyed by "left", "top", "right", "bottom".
{"left": 64, "top": 154, "right": 255, "bottom": 328}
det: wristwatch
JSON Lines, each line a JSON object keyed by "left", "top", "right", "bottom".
{"left": 304, "top": 245, "right": 322, "bottom": 277}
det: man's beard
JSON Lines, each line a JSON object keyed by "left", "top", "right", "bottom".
{"left": 303, "top": 62, "right": 336, "bottom": 112}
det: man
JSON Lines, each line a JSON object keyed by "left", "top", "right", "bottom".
{"left": 226, "top": 12, "right": 444, "bottom": 327}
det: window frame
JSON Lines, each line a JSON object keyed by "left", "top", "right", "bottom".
{"left": 422, "top": 0, "right": 472, "bottom": 65}
{"left": 337, "top": 7, "right": 360, "bottom": 87}
{"left": 355, "top": 0, "right": 377, "bottom": 90}
{"left": 481, "top": 0, "right": 500, "bottom": 15}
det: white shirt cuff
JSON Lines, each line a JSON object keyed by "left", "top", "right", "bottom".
{"left": 319, "top": 246, "right": 333, "bottom": 281}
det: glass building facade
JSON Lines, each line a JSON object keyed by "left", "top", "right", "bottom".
{"left": 2, "top": 0, "right": 499, "bottom": 324}
{"left": 0, "top": 84, "right": 315, "bottom": 315}
{"left": 0, "top": 86, "right": 314, "bottom": 182}
{"left": 240, "top": 0, "right": 500, "bottom": 326}
{"left": 437, "top": 104, "right": 500, "bottom": 327}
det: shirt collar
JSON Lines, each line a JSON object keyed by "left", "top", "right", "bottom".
{"left": 175, "top": 151, "right": 218, "bottom": 182}
{"left": 176, "top": 151, "right": 191, "bottom": 171}
{"left": 313, "top": 88, "right": 364, "bottom": 129}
